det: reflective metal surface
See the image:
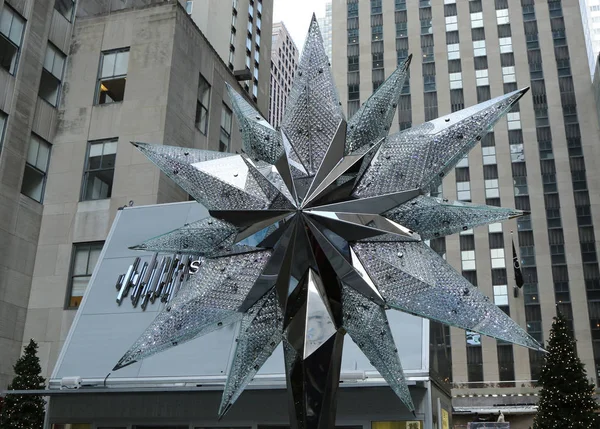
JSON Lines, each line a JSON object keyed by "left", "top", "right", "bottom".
{"left": 114, "top": 16, "right": 542, "bottom": 429}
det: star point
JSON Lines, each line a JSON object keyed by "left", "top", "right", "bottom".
{"left": 115, "top": 20, "right": 539, "bottom": 429}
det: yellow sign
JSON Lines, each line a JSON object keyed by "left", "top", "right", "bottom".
{"left": 442, "top": 408, "right": 450, "bottom": 429}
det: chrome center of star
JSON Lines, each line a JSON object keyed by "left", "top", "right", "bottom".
{"left": 114, "top": 16, "right": 543, "bottom": 429}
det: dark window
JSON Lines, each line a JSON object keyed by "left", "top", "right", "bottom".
{"left": 82, "top": 139, "right": 117, "bottom": 201}
{"left": 476, "top": 86, "right": 491, "bottom": 102}
{"left": 371, "top": 25, "right": 383, "bottom": 41}
{"left": 96, "top": 49, "right": 129, "bottom": 104}
{"left": 348, "top": 28, "right": 359, "bottom": 44}
{"left": 348, "top": 55, "right": 359, "bottom": 72}
{"left": 467, "top": 345, "right": 484, "bottom": 384}
{"left": 55, "top": 0, "right": 75, "bottom": 21}
{"left": 39, "top": 43, "right": 66, "bottom": 106}
{"left": 195, "top": 74, "right": 210, "bottom": 134}
{"left": 347, "top": 1, "right": 359, "bottom": 17}
{"left": 348, "top": 84, "right": 360, "bottom": 101}
{"left": 22, "top": 135, "right": 51, "bottom": 202}
{"left": 371, "top": 0, "right": 382, "bottom": 14}
{"left": 424, "top": 91, "right": 437, "bottom": 120}
{"left": 0, "top": 5, "right": 25, "bottom": 75}
{"left": 219, "top": 104, "right": 232, "bottom": 152}
{"left": 497, "top": 344, "right": 515, "bottom": 386}
{"left": 450, "top": 89, "right": 464, "bottom": 112}
{"left": 372, "top": 52, "right": 384, "bottom": 69}
{"left": 470, "top": 0, "right": 483, "bottom": 13}
{"left": 67, "top": 242, "right": 104, "bottom": 309}
{"left": 460, "top": 234, "right": 475, "bottom": 251}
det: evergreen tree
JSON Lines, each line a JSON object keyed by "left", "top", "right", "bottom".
{"left": 533, "top": 313, "right": 599, "bottom": 429}
{"left": 0, "top": 339, "right": 46, "bottom": 429}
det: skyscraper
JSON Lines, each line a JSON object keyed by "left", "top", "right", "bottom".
{"left": 332, "top": 0, "right": 600, "bottom": 424}
{"left": 318, "top": 1, "right": 333, "bottom": 60}
{"left": 579, "top": 0, "right": 600, "bottom": 78}
{"left": 269, "top": 22, "right": 298, "bottom": 128}
{"left": 187, "top": 0, "right": 273, "bottom": 114}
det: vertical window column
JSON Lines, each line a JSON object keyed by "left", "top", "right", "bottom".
{"left": 347, "top": 0, "right": 360, "bottom": 117}
{"left": 395, "top": 8, "right": 410, "bottom": 129}
{"left": 548, "top": 0, "right": 600, "bottom": 382}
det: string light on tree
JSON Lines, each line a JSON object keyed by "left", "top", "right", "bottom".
{"left": 0, "top": 339, "right": 46, "bottom": 429}
{"left": 533, "top": 313, "right": 598, "bottom": 429}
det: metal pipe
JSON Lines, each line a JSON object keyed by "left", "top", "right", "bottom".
{"left": 130, "top": 262, "right": 148, "bottom": 304}
{"left": 116, "top": 262, "right": 135, "bottom": 304}
{"left": 153, "top": 257, "right": 171, "bottom": 302}
{"left": 115, "top": 274, "right": 124, "bottom": 291}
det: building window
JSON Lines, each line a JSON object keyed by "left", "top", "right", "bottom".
{"left": 55, "top": 0, "right": 75, "bottom": 21}
{"left": 493, "top": 284, "right": 509, "bottom": 305}
{"left": 445, "top": 16, "right": 458, "bottom": 32}
{"left": 461, "top": 250, "right": 476, "bottom": 271}
{"left": 502, "top": 66, "right": 516, "bottom": 83}
{"left": 449, "top": 72, "right": 462, "bottom": 89}
{"left": 372, "top": 25, "right": 383, "bottom": 40}
{"left": 348, "top": 84, "right": 360, "bottom": 100}
{"left": 475, "top": 69, "right": 489, "bottom": 86}
{"left": 456, "top": 155, "right": 469, "bottom": 168}
{"left": 457, "top": 181, "right": 471, "bottom": 201}
{"left": 511, "top": 143, "right": 524, "bottom": 162}
{"left": 0, "top": 5, "right": 25, "bottom": 75}
{"left": 496, "top": 9, "right": 509, "bottom": 24}
{"left": 507, "top": 112, "right": 522, "bottom": 130}
{"left": 195, "top": 74, "right": 210, "bottom": 134}
{"left": 447, "top": 43, "right": 460, "bottom": 60}
{"left": 82, "top": 139, "right": 117, "bottom": 201}
{"left": 489, "top": 222, "right": 503, "bottom": 233}
{"left": 491, "top": 248, "right": 506, "bottom": 268}
{"left": 67, "top": 242, "right": 104, "bottom": 309}
{"left": 499, "top": 37, "right": 513, "bottom": 53}
{"left": 219, "top": 103, "right": 232, "bottom": 152}
{"left": 0, "top": 110, "right": 7, "bottom": 152}
{"left": 482, "top": 146, "right": 497, "bottom": 165}
{"left": 470, "top": 12, "right": 483, "bottom": 28}
{"left": 473, "top": 40, "right": 486, "bottom": 57}
{"left": 39, "top": 43, "right": 66, "bottom": 106}
{"left": 348, "top": 28, "right": 359, "bottom": 44}
{"left": 96, "top": 49, "right": 129, "bottom": 104}
{"left": 21, "top": 135, "right": 51, "bottom": 203}
{"left": 485, "top": 178, "right": 499, "bottom": 198}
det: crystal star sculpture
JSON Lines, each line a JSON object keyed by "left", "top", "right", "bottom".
{"left": 114, "top": 17, "right": 543, "bottom": 429}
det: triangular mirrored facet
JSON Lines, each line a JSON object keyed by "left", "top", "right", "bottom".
{"left": 225, "top": 83, "right": 284, "bottom": 164}
{"left": 345, "top": 56, "right": 412, "bottom": 154}
{"left": 354, "top": 88, "right": 529, "bottom": 197}
{"left": 113, "top": 251, "right": 272, "bottom": 370}
{"left": 352, "top": 241, "right": 544, "bottom": 351}
{"left": 219, "top": 289, "right": 282, "bottom": 417}
{"left": 280, "top": 17, "right": 344, "bottom": 174}
{"left": 384, "top": 196, "right": 525, "bottom": 240}
{"left": 342, "top": 284, "right": 415, "bottom": 412}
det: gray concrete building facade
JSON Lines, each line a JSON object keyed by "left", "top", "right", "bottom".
{"left": 269, "top": 21, "right": 298, "bottom": 129}
{"left": 331, "top": 0, "right": 600, "bottom": 423}
{"left": 187, "top": 0, "right": 273, "bottom": 115}
{"left": 0, "top": 0, "right": 76, "bottom": 390}
{"left": 318, "top": 0, "right": 333, "bottom": 61}
{"left": 0, "top": 0, "right": 270, "bottom": 390}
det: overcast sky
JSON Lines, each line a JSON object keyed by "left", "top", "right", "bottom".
{"left": 273, "top": 0, "right": 327, "bottom": 50}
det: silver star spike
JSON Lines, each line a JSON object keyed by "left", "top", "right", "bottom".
{"left": 115, "top": 16, "right": 542, "bottom": 429}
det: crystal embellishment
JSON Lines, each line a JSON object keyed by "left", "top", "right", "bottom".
{"left": 114, "top": 16, "right": 542, "bottom": 429}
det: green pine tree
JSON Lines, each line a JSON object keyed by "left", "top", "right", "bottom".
{"left": 0, "top": 339, "right": 46, "bottom": 429}
{"left": 533, "top": 313, "right": 599, "bottom": 429}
